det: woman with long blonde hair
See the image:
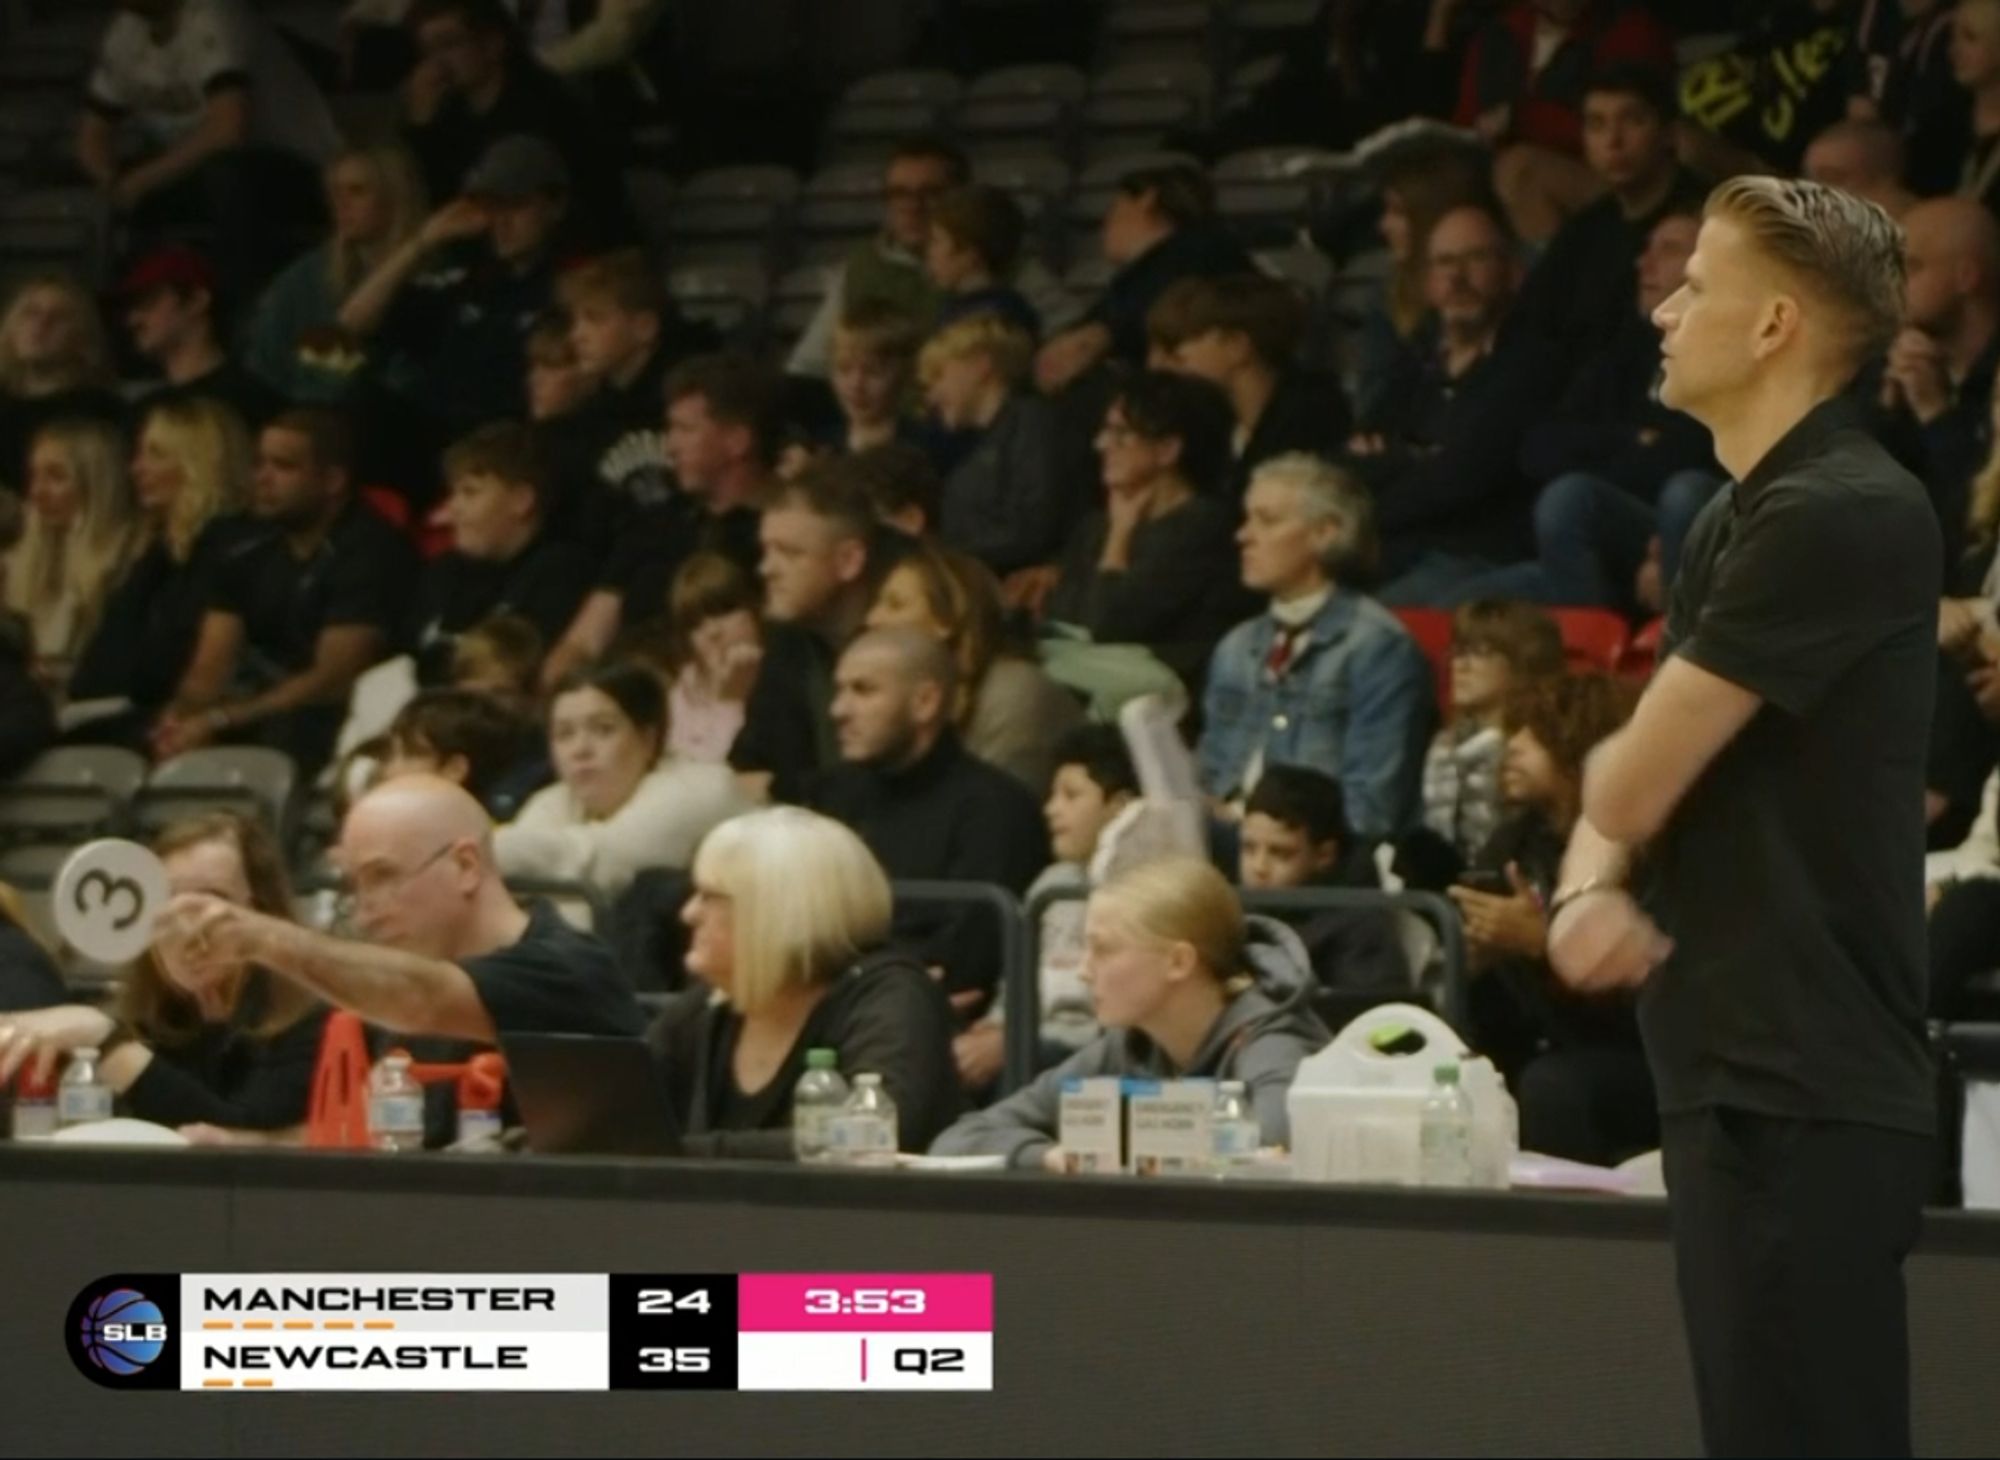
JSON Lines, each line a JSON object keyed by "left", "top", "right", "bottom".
{"left": 0, "top": 272, "right": 121, "bottom": 495}
{"left": 3, "top": 418, "right": 138, "bottom": 680}
{"left": 244, "top": 143, "right": 430, "bottom": 403}
{"left": 67, "top": 399, "right": 253, "bottom": 731}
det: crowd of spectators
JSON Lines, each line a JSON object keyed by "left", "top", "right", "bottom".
{"left": 4, "top": 0, "right": 2000, "bottom": 1170}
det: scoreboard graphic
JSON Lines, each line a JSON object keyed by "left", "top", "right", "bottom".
{"left": 66, "top": 1273, "right": 993, "bottom": 1392}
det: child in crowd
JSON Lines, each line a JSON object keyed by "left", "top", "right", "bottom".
{"left": 1446, "top": 672, "right": 1651, "bottom": 1167}
{"left": 952, "top": 725, "right": 1139, "bottom": 1092}
{"left": 664, "top": 552, "right": 763, "bottom": 765}
{"left": 925, "top": 183, "right": 1040, "bottom": 338}
{"left": 378, "top": 687, "right": 546, "bottom": 821}
{"left": 920, "top": 314, "right": 1063, "bottom": 576}
{"left": 1240, "top": 764, "right": 1408, "bottom": 1012}
{"left": 525, "top": 314, "right": 598, "bottom": 424}
{"left": 449, "top": 613, "right": 544, "bottom": 723}
{"left": 1404, "top": 600, "right": 1565, "bottom": 888}
{"left": 830, "top": 300, "right": 924, "bottom": 455}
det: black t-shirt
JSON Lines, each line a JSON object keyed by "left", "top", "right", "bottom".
{"left": 379, "top": 249, "right": 557, "bottom": 437}
{"left": 459, "top": 901, "right": 645, "bottom": 1038}
{"left": 69, "top": 514, "right": 261, "bottom": 709}
{"left": 1678, "top": 4, "right": 1852, "bottom": 173}
{"left": 122, "top": 981, "right": 328, "bottom": 1131}
{"left": 643, "top": 948, "right": 963, "bottom": 1159}
{"left": 211, "top": 502, "right": 417, "bottom": 682}
{"left": 596, "top": 500, "right": 762, "bottom": 631}
{"left": 1513, "top": 167, "right": 1711, "bottom": 382}
{"left": 1645, "top": 396, "right": 1938, "bottom": 1135}
{"left": 141, "top": 360, "right": 284, "bottom": 433}
{"left": 411, "top": 531, "right": 592, "bottom": 683}
{"left": 729, "top": 622, "right": 841, "bottom": 803}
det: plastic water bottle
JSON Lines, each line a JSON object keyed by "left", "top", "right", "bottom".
{"left": 11, "top": 1065, "right": 59, "bottom": 1139}
{"left": 792, "top": 1048, "right": 850, "bottom": 1164}
{"left": 368, "top": 1051, "right": 426, "bottom": 1152}
{"left": 1418, "top": 1061, "right": 1475, "bottom": 1188}
{"left": 57, "top": 1047, "right": 113, "bottom": 1128}
{"left": 1210, "top": 1079, "right": 1261, "bottom": 1178}
{"left": 829, "top": 1073, "right": 898, "bottom": 1168}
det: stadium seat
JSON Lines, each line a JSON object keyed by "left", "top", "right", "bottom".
{"left": 1067, "top": 148, "right": 1201, "bottom": 246}
{"left": 1091, "top": 56, "right": 1213, "bottom": 106}
{"left": 771, "top": 262, "right": 839, "bottom": 339}
{"left": 965, "top": 64, "right": 1090, "bottom": 106}
{"left": 971, "top": 151, "right": 1073, "bottom": 207}
{"left": 1080, "top": 91, "right": 1202, "bottom": 155}
{"left": 1391, "top": 606, "right": 1455, "bottom": 712}
{"left": 507, "top": 876, "right": 610, "bottom": 935}
{"left": 1549, "top": 608, "right": 1631, "bottom": 673}
{"left": 138, "top": 747, "right": 298, "bottom": 841}
{"left": 623, "top": 167, "right": 676, "bottom": 252}
{"left": 666, "top": 261, "right": 772, "bottom": 342}
{"left": 1228, "top": 0, "right": 1324, "bottom": 57}
{"left": 667, "top": 165, "right": 800, "bottom": 254}
{"left": 1621, "top": 616, "right": 1666, "bottom": 679}
{"left": 0, "top": 841, "right": 79, "bottom": 890}
{"left": 796, "top": 161, "right": 886, "bottom": 244}
{"left": 1100, "top": 0, "right": 1217, "bottom": 65}
{"left": 1221, "top": 53, "right": 1284, "bottom": 114}
{"left": 0, "top": 747, "right": 148, "bottom": 844}
{"left": 1214, "top": 146, "right": 1352, "bottom": 243}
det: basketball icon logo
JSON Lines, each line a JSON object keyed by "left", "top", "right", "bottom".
{"left": 79, "top": 1289, "right": 167, "bottom": 1375}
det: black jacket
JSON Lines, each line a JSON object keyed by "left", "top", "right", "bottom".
{"left": 644, "top": 948, "right": 962, "bottom": 1159}
{"left": 1229, "top": 368, "right": 1353, "bottom": 502}
{"left": 1088, "top": 221, "right": 1254, "bottom": 364}
{"left": 122, "top": 983, "right": 330, "bottom": 1132}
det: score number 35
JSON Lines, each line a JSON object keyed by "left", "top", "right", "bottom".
{"left": 635, "top": 1290, "right": 714, "bottom": 1376}
{"left": 805, "top": 1288, "right": 925, "bottom": 1315}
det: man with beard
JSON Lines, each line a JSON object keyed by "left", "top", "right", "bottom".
{"left": 156, "top": 408, "right": 415, "bottom": 774}
{"left": 807, "top": 627, "right": 1048, "bottom": 1005}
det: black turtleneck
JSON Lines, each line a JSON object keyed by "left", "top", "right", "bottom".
{"left": 805, "top": 731, "right": 1050, "bottom": 1002}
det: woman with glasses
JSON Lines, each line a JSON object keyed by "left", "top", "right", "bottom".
{"left": 1397, "top": 600, "right": 1567, "bottom": 890}
{"left": 1043, "top": 370, "right": 1253, "bottom": 692}
{"left": 648, "top": 806, "right": 961, "bottom": 1159}
{"left": 0, "top": 812, "right": 326, "bottom": 1140}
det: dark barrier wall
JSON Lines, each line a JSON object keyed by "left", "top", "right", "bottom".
{"left": 5, "top": 1147, "right": 2000, "bottom": 1458}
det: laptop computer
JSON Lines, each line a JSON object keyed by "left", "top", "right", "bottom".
{"left": 498, "top": 1033, "right": 684, "bottom": 1157}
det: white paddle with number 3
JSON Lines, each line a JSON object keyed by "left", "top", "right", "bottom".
{"left": 52, "top": 839, "right": 172, "bottom": 966}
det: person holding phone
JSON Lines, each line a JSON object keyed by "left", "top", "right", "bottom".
{"left": 1447, "top": 672, "right": 1650, "bottom": 1166}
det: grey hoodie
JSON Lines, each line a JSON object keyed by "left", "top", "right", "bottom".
{"left": 929, "top": 917, "right": 1331, "bottom": 1170}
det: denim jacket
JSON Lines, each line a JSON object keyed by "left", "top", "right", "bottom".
{"left": 1197, "top": 591, "right": 1436, "bottom": 839}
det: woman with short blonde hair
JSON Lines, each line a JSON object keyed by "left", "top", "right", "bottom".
{"left": 644, "top": 807, "right": 960, "bottom": 1158}
{"left": 931, "top": 856, "right": 1328, "bottom": 1171}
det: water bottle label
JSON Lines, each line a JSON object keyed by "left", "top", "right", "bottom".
{"left": 1212, "top": 1121, "right": 1260, "bottom": 1159}
{"left": 456, "top": 1109, "right": 503, "bottom": 1143}
{"left": 830, "top": 1114, "right": 895, "bottom": 1153}
{"left": 58, "top": 1087, "right": 113, "bottom": 1124}
{"left": 370, "top": 1094, "right": 426, "bottom": 1135}
{"left": 12, "top": 1103, "right": 59, "bottom": 1139}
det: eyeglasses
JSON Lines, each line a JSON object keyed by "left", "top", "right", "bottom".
{"left": 1427, "top": 246, "right": 1507, "bottom": 275}
{"left": 333, "top": 842, "right": 458, "bottom": 922}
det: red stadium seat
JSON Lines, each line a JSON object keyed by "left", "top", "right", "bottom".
{"left": 1392, "top": 606, "right": 1454, "bottom": 711}
{"left": 359, "top": 485, "right": 409, "bottom": 530}
{"left": 1549, "top": 608, "right": 1629, "bottom": 673}
{"left": 1620, "top": 616, "right": 1665, "bottom": 679}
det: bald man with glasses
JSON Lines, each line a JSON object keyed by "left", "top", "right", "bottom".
{"left": 153, "top": 775, "right": 642, "bottom": 1044}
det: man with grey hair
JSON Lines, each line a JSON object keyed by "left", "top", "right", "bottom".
{"left": 1548, "top": 177, "right": 1936, "bottom": 1456}
{"left": 1196, "top": 453, "right": 1434, "bottom": 841}
{"left": 809, "top": 627, "right": 1049, "bottom": 1005}
{"left": 1803, "top": 118, "right": 1917, "bottom": 220}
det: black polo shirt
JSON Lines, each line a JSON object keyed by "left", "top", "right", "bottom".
{"left": 410, "top": 531, "right": 593, "bottom": 683}
{"left": 1645, "top": 395, "right": 1938, "bottom": 1135}
{"left": 211, "top": 502, "right": 416, "bottom": 682}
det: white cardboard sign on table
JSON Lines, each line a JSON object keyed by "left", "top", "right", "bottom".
{"left": 52, "top": 838, "right": 171, "bottom": 966}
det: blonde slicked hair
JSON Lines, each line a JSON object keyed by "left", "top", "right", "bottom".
{"left": 1703, "top": 175, "right": 1907, "bottom": 362}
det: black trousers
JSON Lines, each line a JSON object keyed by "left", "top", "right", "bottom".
{"left": 1661, "top": 1109, "right": 1933, "bottom": 1458}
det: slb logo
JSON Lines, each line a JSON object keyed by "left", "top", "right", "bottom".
{"left": 66, "top": 1275, "right": 180, "bottom": 1389}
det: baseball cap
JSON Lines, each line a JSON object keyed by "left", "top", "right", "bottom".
{"left": 116, "top": 244, "right": 216, "bottom": 299}
{"left": 463, "top": 135, "right": 570, "bottom": 202}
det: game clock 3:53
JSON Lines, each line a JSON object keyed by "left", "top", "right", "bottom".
{"left": 803, "top": 1287, "right": 925, "bottom": 1317}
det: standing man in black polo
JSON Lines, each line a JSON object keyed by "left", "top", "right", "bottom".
{"left": 1548, "top": 177, "right": 1938, "bottom": 1456}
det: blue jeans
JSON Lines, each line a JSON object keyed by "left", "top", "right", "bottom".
{"left": 1458, "top": 469, "right": 1724, "bottom": 610}
{"left": 1377, "top": 550, "right": 1503, "bottom": 608}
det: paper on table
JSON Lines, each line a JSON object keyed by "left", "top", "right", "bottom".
{"left": 1508, "top": 1151, "right": 1649, "bottom": 1196}
{"left": 896, "top": 1153, "right": 1009, "bottom": 1173}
